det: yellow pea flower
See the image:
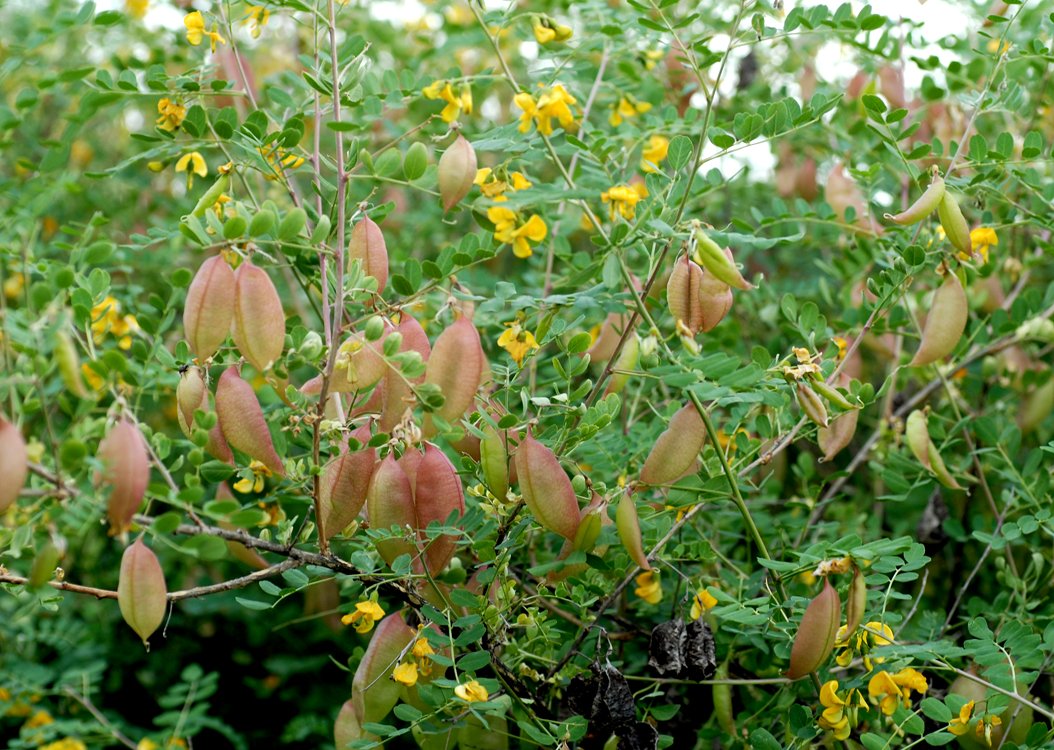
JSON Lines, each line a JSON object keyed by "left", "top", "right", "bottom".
{"left": 184, "top": 11, "right": 226, "bottom": 52}
{"left": 497, "top": 321, "right": 540, "bottom": 365}
{"left": 532, "top": 19, "right": 556, "bottom": 44}
{"left": 411, "top": 636, "right": 436, "bottom": 676}
{"left": 242, "top": 6, "right": 270, "bottom": 38}
{"left": 690, "top": 587, "right": 717, "bottom": 619}
{"left": 968, "top": 226, "right": 998, "bottom": 263}
{"left": 454, "top": 680, "right": 489, "bottom": 703}
{"left": 834, "top": 620, "right": 894, "bottom": 670}
{"left": 3, "top": 272, "right": 24, "bottom": 300}
{"left": 634, "top": 571, "right": 662, "bottom": 604}
{"left": 175, "top": 151, "right": 207, "bottom": 188}
{"left": 40, "top": 740, "right": 87, "bottom": 750}
{"left": 601, "top": 185, "right": 644, "bottom": 221}
{"left": 156, "top": 98, "right": 186, "bottom": 132}
{"left": 948, "top": 700, "right": 974, "bottom": 736}
{"left": 233, "top": 460, "right": 273, "bottom": 494}
{"left": 25, "top": 709, "right": 54, "bottom": 728}
{"left": 610, "top": 95, "right": 652, "bottom": 127}
{"left": 867, "top": 667, "right": 927, "bottom": 716}
{"left": 817, "top": 680, "right": 867, "bottom": 740}
{"left": 487, "top": 206, "right": 547, "bottom": 258}
{"left": 392, "top": 662, "right": 419, "bottom": 687}
{"left": 641, "top": 135, "right": 669, "bottom": 173}
{"left": 475, "top": 168, "right": 532, "bottom": 201}
{"left": 341, "top": 600, "right": 386, "bottom": 633}
{"left": 423, "top": 81, "right": 471, "bottom": 123}
{"left": 515, "top": 84, "right": 577, "bottom": 135}
{"left": 126, "top": 0, "right": 148, "bottom": 19}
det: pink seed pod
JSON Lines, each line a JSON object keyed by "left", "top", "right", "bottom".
{"left": 438, "top": 134, "right": 478, "bottom": 212}
{"left": 786, "top": 577, "right": 841, "bottom": 679}
{"left": 910, "top": 272, "right": 968, "bottom": 366}
{"left": 332, "top": 333, "right": 387, "bottom": 394}
{"left": 380, "top": 312, "right": 431, "bottom": 431}
{"left": 844, "top": 565, "right": 867, "bottom": 639}
{"left": 513, "top": 433, "right": 580, "bottom": 541}
{"left": 176, "top": 366, "right": 233, "bottom": 463}
{"left": 117, "top": 537, "right": 168, "bottom": 648}
{"left": 587, "top": 312, "right": 631, "bottom": 362}
{"left": 352, "top": 612, "right": 415, "bottom": 725}
{"left": 214, "top": 368, "right": 285, "bottom": 476}
{"left": 667, "top": 255, "right": 705, "bottom": 334}
{"left": 603, "top": 333, "right": 639, "bottom": 396}
{"left": 334, "top": 700, "right": 364, "bottom": 748}
{"left": 406, "top": 443, "right": 465, "bottom": 575}
{"left": 319, "top": 424, "right": 376, "bottom": 541}
{"left": 232, "top": 260, "right": 286, "bottom": 372}
{"left": 96, "top": 419, "right": 150, "bottom": 534}
{"left": 366, "top": 455, "right": 417, "bottom": 569}
{"left": 640, "top": 403, "right": 706, "bottom": 487}
{"left": 183, "top": 255, "right": 236, "bottom": 361}
{"left": 818, "top": 408, "right": 859, "bottom": 463}
{"left": 616, "top": 490, "right": 650, "bottom": 571}
{"left": 348, "top": 216, "right": 389, "bottom": 296}
{"left": 825, "top": 162, "right": 877, "bottom": 233}
{"left": 0, "top": 416, "right": 28, "bottom": 513}
{"left": 424, "top": 316, "right": 484, "bottom": 431}
{"left": 697, "top": 263, "right": 733, "bottom": 333}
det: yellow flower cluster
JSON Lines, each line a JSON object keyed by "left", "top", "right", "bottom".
{"left": 531, "top": 15, "right": 572, "bottom": 44}
{"left": 818, "top": 680, "right": 867, "bottom": 740}
{"left": 184, "top": 11, "right": 226, "bottom": 52}
{"left": 487, "top": 206, "right": 547, "bottom": 259}
{"left": 515, "top": 84, "right": 577, "bottom": 136}
{"left": 475, "top": 168, "right": 531, "bottom": 200}
{"left": 948, "top": 699, "right": 1003, "bottom": 745}
{"left": 601, "top": 183, "right": 647, "bottom": 221}
{"left": 156, "top": 98, "right": 186, "bottom": 132}
{"left": 454, "top": 680, "right": 489, "bottom": 703}
{"left": 423, "top": 81, "right": 472, "bottom": 123}
{"left": 391, "top": 634, "right": 437, "bottom": 687}
{"left": 242, "top": 6, "right": 270, "bottom": 39}
{"left": 610, "top": 95, "right": 651, "bottom": 127}
{"left": 233, "top": 460, "right": 272, "bottom": 494}
{"left": 641, "top": 135, "right": 669, "bottom": 173}
{"left": 175, "top": 152, "right": 207, "bottom": 188}
{"left": 868, "top": 667, "right": 928, "bottom": 715}
{"left": 342, "top": 600, "right": 385, "bottom": 634}
{"left": 497, "top": 320, "right": 540, "bottom": 365}
{"left": 834, "top": 621, "right": 894, "bottom": 671}
{"left": 259, "top": 143, "right": 305, "bottom": 177}
{"left": 91, "top": 296, "right": 139, "bottom": 351}
{"left": 634, "top": 571, "right": 662, "bottom": 604}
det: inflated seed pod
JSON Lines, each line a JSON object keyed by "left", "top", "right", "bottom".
{"left": 604, "top": 333, "right": 640, "bottom": 396}
{"left": 885, "top": 176, "right": 945, "bottom": 225}
{"left": 190, "top": 174, "right": 230, "bottom": 218}
{"left": 438, "top": 134, "right": 477, "bottom": 212}
{"left": 55, "top": 329, "right": 89, "bottom": 399}
{"left": 184, "top": 255, "right": 236, "bottom": 361}
{"left": 1018, "top": 377, "right": 1054, "bottom": 434}
{"left": 927, "top": 442, "right": 963, "bottom": 491}
{"left": 331, "top": 333, "right": 387, "bottom": 393}
{"left": 423, "top": 316, "right": 484, "bottom": 431}
{"left": 911, "top": 272, "right": 968, "bottom": 366}
{"left": 698, "top": 264, "right": 734, "bottom": 333}
{"left": 640, "top": 403, "right": 706, "bottom": 486}
{"left": 379, "top": 313, "right": 431, "bottom": 431}
{"left": 176, "top": 366, "right": 233, "bottom": 463}
{"left": 572, "top": 492, "right": 606, "bottom": 553}
{"left": 231, "top": 260, "right": 285, "bottom": 372}
{"left": 825, "top": 162, "right": 873, "bottom": 232}
{"left": 587, "top": 312, "right": 630, "bottom": 362}
{"left": 513, "top": 433, "right": 580, "bottom": 541}
{"left": 0, "top": 416, "right": 28, "bottom": 513}
{"left": 818, "top": 407, "right": 858, "bottom": 462}
{"left": 479, "top": 422, "right": 510, "bottom": 500}
{"left": 352, "top": 613, "right": 415, "bottom": 726}
{"left": 786, "top": 578, "right": 841, "bottom": 679}
{"left": 810, "top": 378, "right": 860, "bottom": 411}
{"left": 366, "top": 455, "right": 417, "bottom": 569}
{"left": 117, "top": 538, "right": 168, "bottom": 648}
{"left": 905, "top": 409, "right": 961, "bottom": 490}
{"left": 28, "top": 541, "right": 61, "bottom": 589}
{"left": 844, "top": 565, "right": 867, "bottom": 638}
{"left": 334, "top": 699, "right": 364, "bottom": 748}
{"left": 666, "top": 256, "right": 704, "bottom": 334}
{"left": 616, "top": 490, "right": 650, "bottom": 571}
{"left": 406, "top": 443, "right": 465, "bottom": 575}
{"left": 319, "top": 424, "right": 376, "bottom": 541}
{"left": 348, "top": 216, "right": 389, "bottom": 296}
{"left": 937, "top": 191, "right": 972, "bottom": 257}
{"left": 96, "top": 419, "right": 151, "bottom": 534}
{"left": 692, "top": 226, "right": 752, "bottom": 290}
{"left": 796, "top": 382, "right": 829, "bottom": 428}
{"left": 214, "top": 368, "right": 285, "bottom": 476}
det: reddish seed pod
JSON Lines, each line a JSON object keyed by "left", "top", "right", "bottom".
{"left": 438, "top": 134, "right": 478, "bottom": 211}
{"left": 796, "top": 382, "right": 829, "bottom": 428}
{"left": 331, "top": 332, "right": 387, "bottom": 394}
{"left": 184, "top": 255, "right": 236, "bottom": 361}
{"left": 96, "top": 419, "right": 151, "bottom": 534}
{"left": 352, "top": 613, "right": 415, "bottom": 725}
{"left": 424, "top": 316, "right": 484, "bottom": 431}
{"left": 348, "top": 216, "right": 389, "bottom": 296}
{"left": 616, "top": 490, "right": 650, "bottom": 571}
{"left": 214, "top": 368, "right": 285, "bottom": 476}
{"left": 380, "top": 313, "right": 431, "bottom": 431}
{"left": 232, "top": 260, "right": 286, "bottom": 372}
{"left": 366, "top": 455, "right": 418, "bottom": 569}
{"left": 514, "top": 433, "right": 580, "bottom": 541}
{"left": 604, "top": 333, "right": 640, "bottom": 396}
{"left": 786, "top": 578, "right": 841, "bottom": 679}
{"left": 176, "top": 366, "right": 233, "bottom": 463}
{"left": 405, "top": 443, "right": 466, "bottom": 575}
{"left": 697, "top": 263, "right": 733, "bottom": 333}
{"left": 640, "top": 403, "right": 706, "bottom": 487}
{"left": 117, "top": 538, "right": 168, "bottom": 648}
{"left": 319, "top": 424, "right": 376, "bottom": 541}
{"left": 666, "top": 256, "right": 705, "bottom": 334}
{"left": 0, "top": 416, "right": 28, "bottom": 513}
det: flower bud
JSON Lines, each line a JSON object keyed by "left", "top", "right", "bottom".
{"left": 514, "top": 433, "right": 580, "bottom": 541}
{"left": 910, "top": 272, "right": 967, "bottom": 366}
{"left": 786, "top": 578, "right": 841, "bottom": 679}
{"left": 0, "top": 416, "right": 28, "bottom": 513}
{"left": 96, "top": 419, "right": 151, "bottom": 534}
{"left": 232, "top": 260, "right": 285, "bottom": 372}
{"left": 348, "top": 216, "right": 389, "bottom": 296}
{"left": 319, "top": 424, "right": 376, "bottom": 541}
{"left": 214, "top": 368, "right": 285, "bottom": 476}
{"left": 118, "top": 538, "right": 168, "bottom": 648}
{"left": 424, "top": 317, "right": 484, "bottom": 432}
{"left": 176, "top": 366, "right": 233, "bottom": 463}
{"left": 640, "top": 403, "right": 706, "bottom": 486}
{"left": 692, "top": 226, "right": 752, "bottom": 290}
{"left": 298, "top": 330, "right": 324, "bottom": 361}
{"left": 438, "top": 134, "right": 477, "bottom": 212}
{"left": 184, "top": 255, "right": 236, "bottom": 361}
{"left": 885, "top": 176, "right": 945, "bottom": 225}
{"left": 616, "top": 490, "right": 650, "bottom": 571}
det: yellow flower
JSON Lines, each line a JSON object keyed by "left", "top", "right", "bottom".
{"left": 175, "top": 151, "right": 207, "bottom": 188}
{"left": 156, "top": 98, "right": 186, "bottom": 132}
{"left": 454, "top": 680, "right": 489, "bottom": 703}
{"left": 40, "top": 740, "right": 87, "bottom": 750}
{"left": 25, "top": 709, "right": 54, "bottom": 728}
{"left": 641, "top": 135, "right": 669, "bottom": 173}
{"left": 532, "top": 19, "right": 556, "bottom": 44}
{"left": 690, "top": 587, "right": 717, "bottom": 619}
{"left": 341, "top": 600, "right": 386, "bottom": 633}
{"left": 833, "top": 336, "right": 848, "bottom": 361}
{"left": 968, "top": 226, "right": 998, "bottom": 263}
{"left": 475, "top": 168, "right": 532, "bottom": 201}
{"left": 867, "top": 668, "right": 927, "bottom": 716}
{"left": 184, "top": 11, "right": 226, "bottom": 52}
{"left": 90, "top": 296, "right": 140, "bottom": 349}
{"left": 125, "top": 0, "right": 148, "bottom": 19}
{"left": 259, "top": 143, "right": 304, "bottom": 177}
{"left": 817, "top": 680, "right": 867, "bottom": 740}
{"left": 948, "top": 700, "right": 975, "bottom": 736}
{"left": 609, "top": 95, "right": 652, "bottom": 127}
{"left": 986, "top": 38, "right": 1011, "bottom": 56}
{"left": 497, "top": 321, "right": 540, "bottom": 365}
{"left": 487, "top": 206, "right": 547, "bottom": 259}
{"left": 423, "top": 81, "right": 471, "bottom": 123}
{"left": 834, "top": 621, "right": 894, "bottom": 671}
{"left": 137, "top": 741, "right": 160, "bottom": 750}
{"left": 515, "top": 84, "right": 577, "bottom": 135}
{"left": 242, "top": 6, "right": 270, "bottom": 38}
{"left": 411, "top": 636, "right": 436, "bottom": 676}
{"left": 81, "top": 362, "right": 105, "bottom": 392}
{"left": 392, "top": 662, "right": 418, "bottom": 687}
{"left": 601, "top": 185, "right": 644, "bottom": 221}
{"left": 233, "top": 460, "right": 273, "bottom": 494}
{"left": 634, "top": 571, "right": 662, "bottom": 604}
{"left": 3, "top": 272, "right": 24, "bottom": 300}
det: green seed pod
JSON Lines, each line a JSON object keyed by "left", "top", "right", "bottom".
{"left": 911, "top": 272, "right": 968, "bottom": 366}
{"left": 480, "top": 423, "right": 510, "bottom": 500}
{"left": 796, "top": 382, "right": 829, "bottom": 428}
{"left": 28, "top": 541, "right": 61, "bottom": 588}
{"left": 845, "top": 565, "right": 867, "bottom": 638}
{"left": 334, "top": 699, "right": 364, "bottom": 748}
{"left": 885, "top": 176, "right": 945, "bottom": 225}
{"left": 117, "top": 538, "right": 168, "bottom": 648}
{"left": 514, "top": 433, "right": 580, "bottom": 541}
{"left": 249, "top": 209, "right": 276, "bottom": 237}
{"left": 310, "top": 214, "right": 332, "bottom": 245}
{"left": 348, "top": 216, "right": 389, "bottom": 296}
{"left": 184, "top": 255, "right": 236, "bottom": 361}
{"left": 232, "top": 260, "right": 286, "bottom": 372}
{"left": 438, "top": 134, "right": 477, "bottom": 212}
{"left": 278, "top": 207, "right": 307, "bottom": 241}
{"left": 616, "top": 490, "right": 650, "bottom": 571}
{"left": 905, "top": 410, "right": 933, "bottom": 469}
{"left": 786, "top": 577, "right": 841, "bottom": 679}
{"left": 640, "top": 402, "right": 706, "bottom": 486}
{"left": 366, "top": 455, "right": 418, "bottom": 569}
{"left": 190, "top": 173, "right": 230, "bottom": 218}
{"left": 0, "top": 416, "right": 28, "bottom": 513}
{"left": 692, "top": 225, "right": 752, "bottom": 290}
{"left": 810, "top": 377, "right": 860, "bottom": 411}
{"left": 403, "top": 141, "right": 429, "bottom": 181}
{"left": 1018, "top": 377, "right": 1054, "bottom": 433}
{"left": 572, "top": 492, "right": 606, "bottom": 553}
{"left": 603, "top": 333, "right": 640, "bottom": 396}
{"left": 55, "top": 329, "right": 89, "bottom": 399}
{"left": 927, "top": 442, "right": 963, "bottom": 490}
{"left": 713, "top": 664, "right": 736, "bottom": 738}
{"left": 214, "top": 368, "right": 285, "bottom": 476}
{"left": 937, "top": 191, "right": 972, "bottom": 257}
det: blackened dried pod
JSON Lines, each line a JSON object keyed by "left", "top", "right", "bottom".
{"left": 640, "top": 402, "right": 706, "bottom": 486}
{"left": 348, "top": 216, "right": 389, "bottom": 296}
{"left": 513, "top": 433, "right": 580, "bottom": 541}
{"left": 845, "top": 565, "right": 867, "bottom": 639}
{"left": 183, "top": 255, "right": 235, "bottom": 360}
{"left": 97, "top": 419, "right": 151, "bottom": 534}
{"left": 117, "top": 538, "right": 168, "bottom": 648}
{"left": 616, "top": 490, "right": 650, "bottom": 571}
{"left": 911, "top": 272, "right": 968, "bottom": 366}
{"left": 786, "top": 578, "right": 841, "bottom": 679}
{"left": 885, "top": 176, "right": 945, "bottom": 225}
{"left": 0, "top": 416, "right": 28, "bottom": 513}
{"left": 214, "top": 368, "right": 285, "bottom": 476}
{"left": 589, "top": 662, "right": 637, "bottom": 736}
{"left": 438, "top": 134, "right": 477, "bottom": 211}
{"left": 231, "top": 260, "right": 286, "bottom": 372}
{"left": 618, "top": 722, "right": 659, "bottom": 750}
{"left": 796, "top": 382, "right": 829, "bottom": 428}
{"left": 686, "top": 619, "right": 717, "bottom": 680}
{"left": 648, "top": 618, "right": 687, "bottom": 676}
{"left": 937, "top": 190, "right": 972, "bottom": 257}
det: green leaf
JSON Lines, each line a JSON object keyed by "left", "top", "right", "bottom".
{"left": 667, "top": 135, "right": 693, "bottom": 170}
{"left": 920, "top": 697, "right": 952, "bottom": 722}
